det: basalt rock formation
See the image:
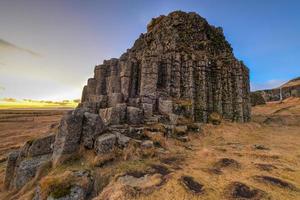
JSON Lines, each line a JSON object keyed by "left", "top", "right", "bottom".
{"left": 4, "top": 11, "right": 251, "bottom": 199}
{"left": 80, "top": 11, "right": 251, "bottom": 123}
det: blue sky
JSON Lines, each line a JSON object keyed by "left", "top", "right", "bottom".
{"left": 0, "top": 0, "right": 299, "bottom": 100}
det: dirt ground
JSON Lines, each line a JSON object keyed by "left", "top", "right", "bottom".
{"left": 0, "top": 99, "right": 299, "bottom": 200}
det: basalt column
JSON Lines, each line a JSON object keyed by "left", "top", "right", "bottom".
{"left": 80, "top": 11, "right": 251, "bottom": 123}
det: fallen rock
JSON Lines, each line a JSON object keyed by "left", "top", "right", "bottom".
{"left": 213, "top": 158, "right": 241, "bottom": 169}
{"left": 28, "top": 134, "right": 56, "bottom": 157}
{"left": 95, "top": 133, "right": 117, "bottom": 154}
{"left": 254, "top": 175, "right": 298, "bottom": 191}
{"left": 82, "top": 112, "right": 106, "bottom": 149}
{"left": 114, "top": 132, "right": 131, "bottom": 148}
{"left": 208, "top": 112, "right": 222, "bottom": 125}
{"left": 226, "top": 182, "right": 266, "bottom": 199}
{"left": 118, "top": 173, "right": 162, "bottom": 189}
{"left": 255, "top": 163, "right": 277, "bottom": 171}
{"left": 4, "top": 150, "right": 19, "bottom": 189}
{"left": 14, "top": 155, "right": 51, "bottom": 190}
{"left": 180, "top": 176, "right": 204, "bottom": 194}
{"left": 174, "top": 125, "right": 188, "bottom": 136}
{"left": 141, "top": 140, "right": 154, "bottom": 148}
{"left": 253, "top": 144, "right": 270, "bottom": 150}
{"left": 34, "top": 170, "right": 94, "bottom": 200}
{"left": 97, "top": 173, "right": 162, "bottom": 200}
{"left": 52, "top": 109, "right": 84, "bottom": 166}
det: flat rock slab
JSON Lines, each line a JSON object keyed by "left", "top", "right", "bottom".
{"left": 180, "top": 176, "right": 204, "bottom": 194}
{"left": 14, "top": 155, "right": 51, "bottom": 190}
{"left": 254, "top": 176, "right": 299, "bottom": 191}
{"left": 95, "top": 133, "right": 117, "bottom": 154}
{"left": 226, "top": 182, "right": 267, "bottom": 199}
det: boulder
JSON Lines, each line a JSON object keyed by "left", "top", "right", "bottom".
{"left": 52, "top": 109, "right": 84, "bottom": 166}
{"left": 141, "top": 140, "right": 154, "bottom": 148}
{"left": 28, "top": 134, "right": 55, "bottom": 157}
{"left": 33, "top": 170, "right": 94, "bottom": 200}
{"left": 114, "top": 132, "right": 131, "bottom": 148}
{"left": 99, "top": 103, "right": 127, "bottom": 125}
{"left": 95, "top": 133, "right": 117, "bottom": 154}
{"left": 14, "top": 155, "right": 51, "bottom": 190}
{"left": 126, "top": 107, "right": 144, "bottom": 125}
{"left": 82, "top": 112, "right": 106, "bottom": 149}
{"left": 4, "top": 150, "right": 19, "bottom": 189}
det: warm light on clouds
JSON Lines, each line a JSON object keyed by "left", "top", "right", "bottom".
{"left": 0, "top": 39, "right": 41, "bottom": 57}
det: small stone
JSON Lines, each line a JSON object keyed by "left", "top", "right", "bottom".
{"left": 115, "top": 132, "right": 131, "bottom": 147}
{"left": 95, "top": 133, "right": 117, "bottom": 154}
{"left": 158, "top": 98, "right": 173, "bottom": 115}
{"left": 141, "top": 140, "right": 154, "bottom": 148}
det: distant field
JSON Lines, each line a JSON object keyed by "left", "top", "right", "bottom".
{"left": 0, "top": 99, "right": 78, "bottom": 109}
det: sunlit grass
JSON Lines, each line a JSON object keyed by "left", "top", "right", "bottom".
{"left": 0, "top": 99, "right": 78, "bottom": 109}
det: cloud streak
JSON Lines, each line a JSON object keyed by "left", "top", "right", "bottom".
{"left": 0, "top": 39, "right": 41, "bottom": 57}
{"left": 251, "top": 79, "right": 287, "bottom": 91}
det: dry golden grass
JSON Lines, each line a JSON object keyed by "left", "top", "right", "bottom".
{"left": 1, "top": 99, "right": 300, "bottom": 200}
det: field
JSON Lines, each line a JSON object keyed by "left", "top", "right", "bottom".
{"left": 0, "top": 99, "right": 300, "bottom": 199}
{"left": 0, "top": 109, "right": 69, "bottom": 191}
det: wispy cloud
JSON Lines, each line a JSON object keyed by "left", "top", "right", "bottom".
{"left": 251, "top": 79, "right": 287, "bottom": 91}
{"left": 0, "top": 39, "right": 41, "bottom": 57}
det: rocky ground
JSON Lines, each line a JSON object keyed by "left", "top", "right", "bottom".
{"left": 0, "top": 98, "right": 299, "bottom": 200}
{"left": 0, "top": 110, "right": 68, "bottom": 190}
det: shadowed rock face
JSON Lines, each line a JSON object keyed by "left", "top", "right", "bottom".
{"left": 80, "top": 11, "right": 251, "bottom": 123}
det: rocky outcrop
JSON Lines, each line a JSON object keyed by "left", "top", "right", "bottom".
{"left": 80, "top": 11, "right": 251, "bottom": 123}
{"left": 4, "top": 135, "right": 55, "bottom": 190}
{"left": 250, "top": 92, "right": 266, "bottom": 106}
{"left": 254, "top": 77, "right": 300, "bottom": 102}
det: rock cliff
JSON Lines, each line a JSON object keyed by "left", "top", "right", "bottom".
{"left": 80, "top": 11, "right": 251, "bottom": 123}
